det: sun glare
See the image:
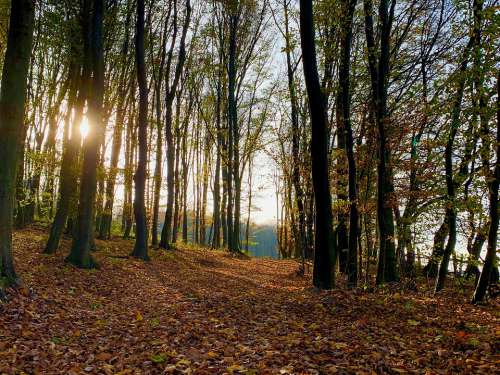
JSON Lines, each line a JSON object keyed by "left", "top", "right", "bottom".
{"left": 80, "top": 116, "right": 90, "bottom": 139}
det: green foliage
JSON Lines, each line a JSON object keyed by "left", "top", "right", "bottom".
{"left": 150, "top": 353, "right": 168, "bottom": 363}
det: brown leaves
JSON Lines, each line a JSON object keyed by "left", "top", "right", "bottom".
{"left": 95, "top": 352, "right": 112, "bottom": 362}
{"left": 0, "top": 227, "right": 499, "bottom": 373}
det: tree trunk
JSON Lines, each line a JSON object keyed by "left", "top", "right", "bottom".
{"left": 45, "top": 11, "right": 90, "bottom": 254}
{"left": 221, "top": 158, "right": 228, "bottom": 247}
{"left": 434, "top": 35, "right": 475, "bottom": 293}
{"left": 42, "top": 77, "right": 70, "bottom": 219}
{"left": 338, "top": 0, "right": 358, "bottom": 287}
{"left": 363, "top": 0, "right": 399, "bottom": 284}
{"left": 131, "top": 0, "right": 149, "bottom": 260}
{"left": 299, "top": 0, "right": 335, "bottom": 289}
{"left": 471, "top": 68, "right": 500, "bottom": 302}
{"left": 464, "top": 223, "right": 487, "bottom": 278}
{"left": 160, "top": 0, "right": 191, "bottom": 250}
{"left": 424, "top": 219, "right": 448, "bottom": 277}
{"left": 0, "top": 0, "right": 35, "bottom": 288}
{"left": 100, "top": 9, "right": 131, "bottom": 240}
{"left": 181, "top": 106, "right": 189, "bottom": 243}
{"left": 123, "top": 104, "right": 136, "bottom": 239}
{"left": 200, "top": 131, "right": 209, "bottom": 245}
{"left": 282, "top": 0, "right": 307, "bottom": 271}
{"left": 225, "top": 13, "right": 237, "bottom": 252}
{"left": 212, "top": 80, "right": 222, "bottom": 248}
{"left": 45, "top": 56, "right": 83, "bottom": 254}
{"left": 245, "top": 156, "right": 254, "bottom": 253}
{"left": 66, "top": 0, "right": 104, "bottom": 269}
{"left": 172, "top": 96, "right": 182, "bottom": 243}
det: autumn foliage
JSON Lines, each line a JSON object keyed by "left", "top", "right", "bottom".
{"left": 0, "top": 227, "right": 498, "bottom": 374}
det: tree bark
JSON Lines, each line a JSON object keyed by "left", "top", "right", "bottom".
{"left": 226, "top": 11, "right": 238, "bottom": 252}
{"left": 363, "top": 0, "right": 399, "bottom": 284}
{"left": 45, "top": 57, "right": 83, "bottom": 254}
{"left": 471, "top": 69, "right": 500, "bottom": 302}
{"left": 0, "top": 0, "right": 35, "bottom": 287}
{"left": 299, "top": 0, "right": 335, "bottom": 289}
{"left": 160, "top": 0, "right": 191, "bottom": 249}
{"left": 212, "top": 74, "right": 222, "bottom": 248}
{"left": 282, "top": 0, "right": 307, "bottom": 271}
{"left": 434, "top": 32, "right": 475, "bottom": 293}
{"left": 66, "top": 0, "right": 104, "bottom": 269}
{"left": 338, "top": 0, "right": 358, "bottom": 287}
{"left": 131, "top": 0, "right": 149, "bottom": 260}
{"left": 99, "top": 6, "right": 132, "bottom": 240}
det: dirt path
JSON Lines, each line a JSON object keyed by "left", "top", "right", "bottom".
{"left": 0, "top": 227, "right": 498, "bottom": 374}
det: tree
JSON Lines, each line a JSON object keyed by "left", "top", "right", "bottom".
{"left": 159, "top": 0, "right": 191, "bottom": 250}
{"left": 130, "top": 0, "right": 149, "bottom": 260}
{"left": 0, "top": 0, "right": 35, "bottom": 289}
{"left": 337, "top": 0, "right": 358, "bottom": 287}
{"left": 272, "top": 0, "right": 307, "bottom": 271}
{"left": 99, "top": 1, "right": 133, "bottom": 241}
{"left": 226, "top": 5, "right": 238, "bottom": 252}
{"left": 150, "top": 0, "right": 173, "bottom": 246}
{"left": 434, "top": 1, "right": 479, "bottom": 293}
{"left": 363, "top": 0, "right": 399, "bottom": 284}
{"left": 66, "top": 0, "right": 104, "bottom": 269}
{"left": 471, "top": 71, "right": 499, "bottom": 302}
{"left": 45, "top": 3, "right": 91, "bottom": 254}
{"left": 299, "top": 0, "right": 335, "bottom": 289}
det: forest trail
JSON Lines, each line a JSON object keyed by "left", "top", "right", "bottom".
{"left": 0, "top": 227, "right": 498, "bottom": 374}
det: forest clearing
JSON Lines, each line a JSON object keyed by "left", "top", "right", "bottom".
{"left": 0, "top": 225, "right": 498, "bottom": 374}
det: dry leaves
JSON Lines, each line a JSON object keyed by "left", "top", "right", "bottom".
{"left": 0, "top": 226, "right": 498, "bottom": 374}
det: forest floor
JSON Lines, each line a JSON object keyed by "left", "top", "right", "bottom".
{"left": 0, "top": 226, "right": 498, "bottom": 374}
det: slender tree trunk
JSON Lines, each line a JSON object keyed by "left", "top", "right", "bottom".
{"left": 363, "top": 0, "right": 398, "bottom": 284}
{"left": 200, "top": 132, "right": 209, "bottom": 245}
{"left": 225, "top": 14, "right": 237, "bottom": 252}
{"left": 172, "top": 96, "right": 182, "bottom": 243}
{"left": 245, "top": 157, "right": 253, "bottom": 252}
{"left": 221, "top": 159, "right": 228, "bottom": 247}
{"left": 464, "top": 224, "right": 487, "bottom": 278}
{"left": 182, "top": 167, "right": 189, "bottom": 243}
{"left": 299, "top": 0, "right": 335, "bottom": 289}
{"left": 100, "top": 10, "right": 131, "bottom": 240}
{"left": 338, "top": 0, "right": 358, "bottom": 286}
{"left": 181, "top": 109, "right": 189, "bottom": 243}
{"left": 15, "top": 127, "right": 28, "bottom": 229}
{"left": 151, "top": 15, "right": 169, "bottom": 245}
{"left": 194, "top": 116, "right": 200, "bottom": 244}
{"left": 131, "top": 0, "right": 149, "bottom": 260}
{"left": 160, "top": 0, "right": 191, "bottom": 249}
{"left": 434, "top": 37, "right": 475, "bottom": 293}
{"left": 42, "top": 78, "right": 70, "bottom": 219}
{"left": 123, "top": 105, "right": 136, "bottom": 239}
{"left": 46, "top": 11, "right": 90, "bottom": 254}
{"left": 281, "top": 0, "right": 307, "bottom": 271}
{"left": 212, "top": 85, "right": 222, "bottom": 248}
{"left": 161, "top": 94, "right": 176, "bottom": 247}
{"left": 66, "top": 0, "right": 104, "bottom": 269}
{"left": 336, "top": 131, "right": 349, "bottom": 273}
{"left": 424, "top": 219, "right": 448, "bottom": 277}
{"left": 149, "top": 103, "right": 161, "bottom": 233}
{"left": 471, "top": 70, "right": 499, "bottom": 302}
{"left": 99, "top": 90, "right": 129, "bottom": 239}
{"left": 45, "top": 58, "right": 83, "bottom": 254}
{"left": 151, "top": 93, "right": 163, "bottom": 246}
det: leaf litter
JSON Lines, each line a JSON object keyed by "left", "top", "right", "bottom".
{"left": 0, "top": 227, "right": 498, "bottom": 374}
